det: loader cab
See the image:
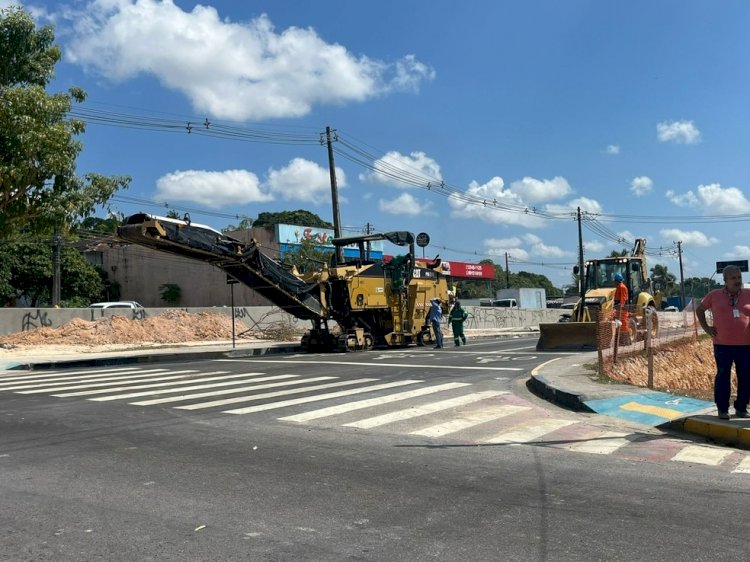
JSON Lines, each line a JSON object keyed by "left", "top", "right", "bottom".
{"left": 584, "top": 258, "right": 646, "bottom": 298}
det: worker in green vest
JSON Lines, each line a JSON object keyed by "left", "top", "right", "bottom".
{"left": 449, "top": 301, "right": 468, "bottom": 347}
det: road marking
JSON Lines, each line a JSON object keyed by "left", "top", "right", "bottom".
{"left": 569, "top": 432, "right": 631, "bottom": 455}
{"left": 0, "top": 366, "right": 150, "bottom": 383}
{"left": 278, "top": 382, "right": 471, "bottom": 422}
{"left": 50, "top": 372, "right": 235, "bottom": 397}
{"left": 16, "top": 370, "right": 201, "bottom": 394}
{"left": 0, "top": 369, "right": 170, "bottom": 390}
{"left": 671, "top": 445, "right": 733, "bottom": 466}
{"left": 483, "top": 419, "right": 577, "bottom": 444}
{"left": 410, "top": 404, "right": 530, "bottom": 437}
{"left": 174, "top": 378, "right": 379, "bottom": 410}
{"left": 732, "top": 456, "right": 750, "bottom": 474}
{"left": 217, "top": 359, "right": 522, "bottom": 371}
{"left": 344, "top": 391, "right": 509, "bottom": 429}
{"left": 222, "top": 380, "right": 422, "bottom": 415}
{"left": 130, "top": 376, "right": 338, "bottom": 406}
{"left": 620, "top": 402, "right": 684, "bottom": 420}
{"left": 90, "top": 373, "right": 285, "bottom": 401}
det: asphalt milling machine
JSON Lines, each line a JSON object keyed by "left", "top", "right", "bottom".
{"left": 536, "top": 239, "right": 658, "bottom": 351}
{"left": 117, "top": 213, "right": 454, "bottom": 352}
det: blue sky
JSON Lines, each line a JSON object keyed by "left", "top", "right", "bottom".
{"left": 8, "top": 0, "right": 750, "bottom": 288}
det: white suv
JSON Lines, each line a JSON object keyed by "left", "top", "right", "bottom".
{"left": 88, "top": 301, "right": 144, "bottom": 309}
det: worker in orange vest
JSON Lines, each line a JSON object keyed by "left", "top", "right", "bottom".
{"left": 613, "top": 272, "right": 630, "bottom": 338}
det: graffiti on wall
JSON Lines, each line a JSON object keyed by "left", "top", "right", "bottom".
{"left": 21, "top": 309, "right": 53, "bottom": 332}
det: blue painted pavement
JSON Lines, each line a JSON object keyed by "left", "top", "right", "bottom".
{"left": 584, "top": 392, "right": 714, "bottom": 426}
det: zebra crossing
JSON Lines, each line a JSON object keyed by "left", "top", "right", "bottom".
{"left": 2, "top": 365, "right": 749, "bottom": 474}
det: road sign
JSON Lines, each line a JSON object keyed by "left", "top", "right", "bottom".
{"left": 416, "top": 232, "right": 430, "bottom": 247}
{"left": 716, "top": 260, "right": 749, "bottom": 274}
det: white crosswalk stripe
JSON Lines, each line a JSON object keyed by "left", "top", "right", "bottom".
{"left": 569, "top": 431, "right": 631, "bottom": 455}
{"left": 410, "top": 404, "right": 530, "bottom": 437}
{"left": 89, "top": 373, "right": 277, "bottom": 401}
{"left": 483, "top": 419, "right": 577, "bottom": 445}
{"left": 17, "top": 370, "right": 200, "bottom": 394}
{"left": 130, "top": 376, "right": 337, "bottom": 406}
{"left": 222, "top": 380, "right": 422, "bottom": 415}
{"left": 343, "top": 391, "right": 510, "bottom": 429}
{"left": 0, "top": 366, "right": 147, "bottom": 383}
{"left": 732, "top": 456, "right": 750, "bottom": 474}
{"left": 175, "top": 378, "right": 380, "bottom": 411}
{"left": 279, "top": 382, "right": 471, "bottom": 423}
{"left": 0, "top": 368, "right": 169, "bottom": 390}
{"left": 671, "top": 445, "right": 734, "bottom": 466}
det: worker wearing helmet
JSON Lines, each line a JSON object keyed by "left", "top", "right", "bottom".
{"left": 613, "top": 272, "right": 630, "bottom": 338}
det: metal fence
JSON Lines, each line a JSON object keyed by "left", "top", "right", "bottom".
{"left": 597, "top": 306, "right": 718, "bottom": 399}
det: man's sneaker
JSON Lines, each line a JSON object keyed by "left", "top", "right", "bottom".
{"left": 718, "top": 411, "right": 730, "bottom": 420}
{"left": 735, "top": 410, "right": 749, "bottom": 418}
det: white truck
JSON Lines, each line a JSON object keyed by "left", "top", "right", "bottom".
{"left": 495, "top": 288, "right": 547, "bottom": 309}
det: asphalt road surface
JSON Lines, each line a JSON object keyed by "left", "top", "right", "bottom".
{"left": 1, "top": 336, "right": 748, "bottom": 561}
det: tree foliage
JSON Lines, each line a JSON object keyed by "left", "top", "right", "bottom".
{"left": 0, "top": 240, "right": 103, "bottom": 306}
{"left": 251, "top": 210, "right": 333, "bottom": 230}
{"left": 0, "top": 6, "right": 130, "bottom": 238}
{"left": 281, "top": 237, "right": 333, "bottom": 274}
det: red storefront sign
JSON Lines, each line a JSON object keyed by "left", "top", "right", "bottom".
{"left": 414, "top": 259, "right": 494, "bottom": 279}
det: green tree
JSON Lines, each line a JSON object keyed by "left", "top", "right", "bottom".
{"left": 222, "top": 215, "right": 253, "bottom": 232}
{"left": 159, "top": 283, "right": 182, "bottom": 305}
{"left": 0, "top": 6, "right": 130, "bottom": 238}
{"left": 0, "top": 240, "right": 102, "bottom": 306}
{"left": 650, "top": 263, "right": 677, "bottom": 296}
{"left": 252, "top": 210, "right": 333, "bottom": 230}
{"left": 282, "top": 237, "right": 333, "bottom": 274}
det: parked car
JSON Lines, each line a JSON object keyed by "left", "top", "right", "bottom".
{"left": 88, "top": 301, "right": 144, "bottom": 309}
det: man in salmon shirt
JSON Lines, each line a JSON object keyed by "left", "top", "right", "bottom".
{"left": 695, "top": 265, "right": 750, "bottom": 420}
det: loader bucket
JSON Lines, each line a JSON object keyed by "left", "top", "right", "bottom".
{"left": 536, "top": 322, "right": 607, "bottom": 351}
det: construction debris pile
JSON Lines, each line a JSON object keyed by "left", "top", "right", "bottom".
{"left": 0, "top": 310, "right": 299, "bottom": 349}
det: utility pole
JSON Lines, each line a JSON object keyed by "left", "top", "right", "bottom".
{"left": 576, "top": 207, "right": 585, "bottom": 321}
{"left": 505, "top": 252, "right": 510, "bottom": 288}
{"left": 52, "top": 227, "right": 62, "bottom": 307}
{"left": 365, "top": 222, "right": 373, "bottom": 260}
{"left": 676, "top": 240, "right": 686, "bottom": 308}
{"left": 324, "top": 126, "right": 344, "bottom": 265}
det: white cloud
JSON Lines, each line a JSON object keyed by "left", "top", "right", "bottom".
{"left": 665, "top": 189, "right": 699, "bottom": 208}
{"left": 656, "top": 120, "right": 701, "bottom": 144}
{"left": 378, "top": 193, "right": 431, "bottom": 215}
{"left": 544, "top": 196, "right": 603, "bottom": 216}
{"left": 529, "top": 241, "right": 571, "bottom": 258}
{"left": 666, "top": 183, "right": 750, "bottom": 214}
{"left": 359, "top": 151, "right": 442, "bottom": 188}
{"left": 265, "top": 158, "right": 345, "bottom": 204}
{"left": 585, "top": 240, "right": 605, "bottom": 253}
{"left": 483, "top": 239, "right": 529, "bottom": 261}
{"left": 508, "top": 176, "right": 571, "bottom": 204}
{"left": 62, "top": 2, "right": 434, "bottom": 120}
{"left": 630, "top": 176, "right": 653, "bottom": 197}
{"left": 659, "top": 228, "right": 719, "bottom": 247}
{"left": 728, "top": 246, "right": 750, "bottom": 258}
{"left": 154, "top": 158, "right": 341, "bottom": 207}
{"left": 155, "top": 169, "right": 272, "bottom": 208}
{"left": 605, "top": 145, "right": 620, "bottom": 155}
{"left": 449, "top": 177, "right": 551, "bottom": 228}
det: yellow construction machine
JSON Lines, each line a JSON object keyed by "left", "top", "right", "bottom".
{"left": 537, "top": 239, "right": 658, "bottom": 350}
{"left": 117, "top": 213, "right": 453, "bottom": 352}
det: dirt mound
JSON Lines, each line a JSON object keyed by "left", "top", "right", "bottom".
{"left": 0, "top": 310, "right": 273, "bottom": 348}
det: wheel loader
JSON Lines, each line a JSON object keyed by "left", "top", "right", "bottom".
{"left": 536, "top": 239, "right": 658, "bottom": 351}
{"left": 117, "top": 213, "right": 453, "bottom": 352}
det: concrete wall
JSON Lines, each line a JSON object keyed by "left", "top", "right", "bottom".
{"left": 0, "top": 306, "right": 565, "bottom": 337}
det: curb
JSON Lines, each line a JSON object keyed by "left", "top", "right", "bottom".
{"left": 5, "top": 344, "right": 301, "bottom": 371}
{"left": 663, "top": 417, "right": 750, "bottom": 449}
{"left": 526, "top": 373, "right": 595, "bottom": 413}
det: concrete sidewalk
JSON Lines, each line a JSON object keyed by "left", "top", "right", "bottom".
{"left": 529, "top": 352, "right": 750, "bottom": 450}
